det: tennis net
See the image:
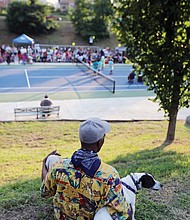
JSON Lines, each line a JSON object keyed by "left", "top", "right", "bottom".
{"left": 76, "top": 59, "right": 115, "bottom": 94}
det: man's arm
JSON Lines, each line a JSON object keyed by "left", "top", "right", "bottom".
{"left": 40, "top": 100, "right": 44, "bottom": 107}
{"left": 50, "top": 100, "right": 53, "bottom": 106}
{"left": 105, "top": 173, "right": 133, "bottom": 219}
{"left": 106, "top": 187, "right": 133, "bottom": 220}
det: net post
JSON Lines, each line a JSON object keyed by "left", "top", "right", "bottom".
{"left": 113, "top": 81, "right": 115, "bottom": 94}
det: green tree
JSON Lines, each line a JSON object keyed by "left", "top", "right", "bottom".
{"left": 6, "top": 0, "right": 58, "bottom": 35}
{"left": 71, "top": 0, "right": 113, "bottom": 40}
{"left": 113, "top": 0, "right": 190, "bottom": 142}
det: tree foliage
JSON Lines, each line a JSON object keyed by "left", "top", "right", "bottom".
{"left": 71, "top": 0, "right": 113, "bottom": 40}
{"left": 6, "top": 0, "right": 58, "bottom": 35}
{"left": 113, "top": 0, "right": 190, "bottom": 142}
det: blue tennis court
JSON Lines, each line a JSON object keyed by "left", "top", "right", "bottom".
{"left": 0, "top": 63, "right": 147, "bottom": 94}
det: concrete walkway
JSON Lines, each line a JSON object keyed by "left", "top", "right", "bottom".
{"left": 1, "top": 97, "right": 189, "bottom": 122}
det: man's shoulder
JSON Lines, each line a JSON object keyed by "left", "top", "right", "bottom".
{"left": 96, "top": 162, "right": 120, "bottom": 178}
{"left": 100, "top": 161, "right": 116, "bottom": 169}
{"left": 55, "top": 158, "right": 70, "bottom": 165}
{"left": 50, "top": 158, "right": 70, "bottom": 170}
{"left": 40, "top": 99, "right": 53, "bottom": 106}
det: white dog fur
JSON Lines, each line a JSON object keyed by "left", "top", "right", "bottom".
{"left": 94, "top": 173, "right": 163, "bottom": 220}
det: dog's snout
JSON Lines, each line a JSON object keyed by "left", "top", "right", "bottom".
{"left": 151, "top": 181, "right": 163, "bottom": 190}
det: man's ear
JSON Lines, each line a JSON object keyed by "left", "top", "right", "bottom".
{"left": 97, "top": 138, "right": 104, "bottom": 152}
{"left": 96, "top": 140, "right": 101, "bottom": 152}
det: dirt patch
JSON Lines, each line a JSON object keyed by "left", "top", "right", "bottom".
{"left": 0, "top": 204, "right": 54, "bottom": 220}
{"left": 147, "top": 176, "right": 190, "bottom": 219}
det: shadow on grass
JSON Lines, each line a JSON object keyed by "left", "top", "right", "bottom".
{"left": 110, "top": 144, "right": 190, "bottom": 220}
{"left": 110, "top": 142, "right": 190, "bottom": 180}
{"left": 0, "top": 144, "right": 190, "bottom": 220}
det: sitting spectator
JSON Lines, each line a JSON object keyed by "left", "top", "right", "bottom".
{"left": 40, "top": 95, "right": 53, "bottom": 117}
{"left": 0, "top": 45, "right": 129, "bottom": 65}
{"left": 128, "top": 64, "right": 137, "bottom": 84}
{"left": 22, "top": 53, "right": 27, "bottom": 65}
{"left": 6, "top": 52, "right": 11, "bottom": 65}
{"left": 41, "top": 117, "right": 132, "bottom": 220}
{"left": 128, "top": 71, "right": 136, "bottom": 84}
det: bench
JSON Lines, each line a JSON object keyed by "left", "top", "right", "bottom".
{"left": 14, "top": 106, "right": 60, "bottom": 120}
{"left": 37, "top": 106, "right": 60, "bottom": 119}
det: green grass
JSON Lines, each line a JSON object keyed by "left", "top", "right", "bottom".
{"left": 0, "top": 120, "right": 190, "bottom": 219}
{"left": 0, "top": 90, "right": 155, "bottom": 102}
{"left": 0, "top": 15, "right": 119, "bottom": 48}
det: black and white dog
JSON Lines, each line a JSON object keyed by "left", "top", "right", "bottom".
{"left": 94, "top": 173, "right": 163, "bottom": 220}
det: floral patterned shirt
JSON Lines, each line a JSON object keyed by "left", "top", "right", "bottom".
{"left": 41, "top": 158, "right": 131, "bottom": 220}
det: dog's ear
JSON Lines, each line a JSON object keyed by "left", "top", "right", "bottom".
{"left": 139, "top": 174, "right": 155, "bottom": 188}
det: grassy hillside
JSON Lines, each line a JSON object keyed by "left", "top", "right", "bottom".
{"left": 0, "top": 120, "right": 190, "bottom": 219}
{"left": 0, "top": 15, "right": 119, "bottom": 48}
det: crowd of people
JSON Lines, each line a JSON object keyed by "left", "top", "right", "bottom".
{"left": 0, "top": 44, "right": 128, "bottom": 66}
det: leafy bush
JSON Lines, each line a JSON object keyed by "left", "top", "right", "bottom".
{"left": 71, "top": 0, "right": 113, "bottom": 40}
{"left": 6, "top": 1, "right": 58, "bottom": 35}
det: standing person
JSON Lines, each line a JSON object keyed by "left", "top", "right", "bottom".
{"left": 109, "top": 58, "right": 114, "bottom": 75}
{"left": 41, "top": 117, "right": 132, "bottom": 220}
{"left": 92, "top": 59, "right": 99, "bottom": 73}
{"left": 97, "top": 59, "right": 102, "bottom": 72}
{"left": 40, "top": 94, "right": 53, "bottom": 117}
{"left": 87, "top": 52, "right": 92, "bottom": 66}
{"left": 89, "top": 36, "right": 94, "bottom": 45}
{"left": 100, "top": 56, "right": 105, "bottom": 71}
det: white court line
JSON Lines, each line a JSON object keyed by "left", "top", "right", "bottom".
{"left": 0, "top": 85, "right": 110, "bottom": 89}
{"left": 25, "top": 69, "right": 31, "bottom": 88}
{"left": 29, "top": 75, "right": 91, "bottom": 78}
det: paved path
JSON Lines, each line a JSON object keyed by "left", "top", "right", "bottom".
{"left": 1, "top": 97, "right": 189, "bottom": 122}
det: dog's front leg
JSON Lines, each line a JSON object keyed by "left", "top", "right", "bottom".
{"left": 131, "top": 204, "right": 135, "bottom": 220}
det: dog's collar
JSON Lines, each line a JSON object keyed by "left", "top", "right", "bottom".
{"left": 122, "top": 181, "right": 138, "bottom": 194}
{"left": 130, "top": 173, "right": 141, "bottom": 191}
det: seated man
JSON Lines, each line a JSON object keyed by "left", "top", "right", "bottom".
{"left": 40, "top": 94, "right": 53, "bottom": 117}
{"left": 128, "top": 70, "right": 136, "bottom": 84}
{"left": 41, "top": 117, "right": 132, "bottom": 220}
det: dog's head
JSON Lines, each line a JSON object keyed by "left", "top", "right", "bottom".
{"left": 132, "top": 173, "right": 163, "bottom": 191}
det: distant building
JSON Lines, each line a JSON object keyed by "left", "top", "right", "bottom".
{"left": 0, "top": 0, "right": 75, "bottom": 11}
{"left": 0, "top": 0, "right": 60, "bottom": 9}
{"left": 40, "top": 0, "right": 60, "bottom": 9}
{"left": 40, "top": 0, "right": 75, "bottom": 11}
{"left": 0, "top": 0, "right": 10, "bottom": 8}
{"left": 59, "top": 0, "right": 75, "bottom": 12}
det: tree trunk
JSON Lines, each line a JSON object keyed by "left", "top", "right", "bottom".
{"left": 165, "top": 108, "right": 178, "bottom": 143}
